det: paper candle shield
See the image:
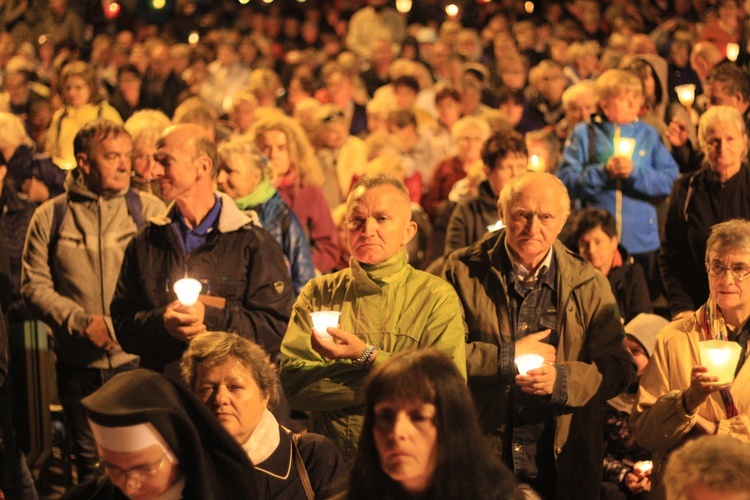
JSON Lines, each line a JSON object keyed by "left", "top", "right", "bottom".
{"left": 173, "top": 278, "right": 202, "bottom": 306}
{"left": 699, "top": 340, "right": 742, "bottom": 385}
{"left": 310, "top": 311, "right": 341, "bottom": 342}
{"left": 515, "top": 354, "right": 544, "bottom": 375}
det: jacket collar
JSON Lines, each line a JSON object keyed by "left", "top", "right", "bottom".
{"left": 462, "top": 230, "right": 595, "bottom": 293}
{"left": 350, "top": 248, "right": 410, "bottom": 289}
{"left": 152, "top": 191, "right": 253, "bottom": 233}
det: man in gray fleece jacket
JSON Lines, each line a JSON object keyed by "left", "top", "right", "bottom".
{"left": 21, "top": 119, "right": 165, "bottom": 482}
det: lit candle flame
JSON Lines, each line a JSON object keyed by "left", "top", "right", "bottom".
{"left": 528, "top": 154, "right": 545, "bottom": 172}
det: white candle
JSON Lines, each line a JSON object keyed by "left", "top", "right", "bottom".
{"left": 698, "top": 340, "right": 742, "bottom": 385}
{"left": 173, "top": 278, "right": 202, "bottom": 307}
{"left": 486, "top": 220, "right": 505, "bottom": 233}
{"left": 675, "top": 84, "right": 696, "bottom": 108}
{"left": 727, "top": 43, "right": 740, "bottom": 62}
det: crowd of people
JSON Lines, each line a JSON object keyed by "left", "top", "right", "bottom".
{"left": 0, "top": 0, "right": 749, "bottom": 498}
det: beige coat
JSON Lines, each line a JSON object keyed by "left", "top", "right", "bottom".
{"left": 632, "top": 313, "right": 750, "bottom": 477}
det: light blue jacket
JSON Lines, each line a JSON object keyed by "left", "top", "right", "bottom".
{"left": 557, "top": 118, "right": 679, "bottom": 254}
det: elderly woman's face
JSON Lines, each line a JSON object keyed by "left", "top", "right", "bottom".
{"left": 703, "top": 120, "right": 746, "bottom": 174}
{"left": 195, "top": 357, "right": 269, "bottom": 445}
{"left": 707, "top": 249, "right": 750, "bottom": 322}
{"left": 373, "top": 398, "right": 437, "bottom": 495}
{"left": 62, "top": 75, "right": 91, "bottom": 108}
{"left": 217, "top": 156, "right": 263, "bottom": 200}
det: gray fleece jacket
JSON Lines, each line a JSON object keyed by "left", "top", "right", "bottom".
{"left": 21, "top": 169, "right": 165, "bottom": 368}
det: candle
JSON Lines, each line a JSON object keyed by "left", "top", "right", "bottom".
{"left": 514, "top": 354, "right": 544, "bottom": 375}
{"left": 173, "top": 278, "right": 202, "bottom": 307}
{"left": 486, "top": 220, "right": 505, "bottom": 233}
{"left": 727, "top": 43, "right": 740, "bottom": 62}
{"left": 675, "top": 84, "right": 696, "bottom": 108}
{"left": 614, "top": 138, "right": 636, "bottom": 159}
{"left": 698, "top": 340, "right": 742, "bottom": 385}
{"left": 633, "top": 461, "right": 653, "bottom": 477}
{"left": 528, "top": 154, "right": 546, "bottom": 172}
{"left": 310, "top": 311, "right": 341, "bottom": 342}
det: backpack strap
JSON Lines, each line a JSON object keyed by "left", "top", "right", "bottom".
{"left": 49, "top": 195, "right": 68, "bottom": 249}
{"left": 291, "top": 433, "right": 315, "bottom": 500}
{"left": 125, "top": 188, "right": 144, "bottom": 229}
{"left": 587, "top": 121, "right": 596, "bottom": 164}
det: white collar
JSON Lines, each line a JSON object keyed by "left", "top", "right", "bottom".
{"left": 156, "top": 475, "right": 185, "bottom": 500}
{"left": 241, "top": 409, "right": 280, "bottom": 465}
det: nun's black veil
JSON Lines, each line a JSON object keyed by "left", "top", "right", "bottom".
{"left": 81, "top": 369, "right": 259, "bottom": 499}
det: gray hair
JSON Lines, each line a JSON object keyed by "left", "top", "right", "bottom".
{"left": 217, "top": 137, "right": 270, "bottom": 179}
{"left": 698, "top": 105, "right": 748, "bottom": 158}
{"left": 705, "top": 219, "right": 750, "bottom": 260}
{"left": 663, "top": 435, "right": 750, "bottom": 500}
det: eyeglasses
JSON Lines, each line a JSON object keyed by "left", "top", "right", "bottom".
{"left": 322, "top": 111, "right": 345, "bottom": 123}
{"left": 706, "top": 262, "right": 750, "bottom": 282}
{"left": 98, "top": 455, "right": 167, "bottom": 483}
{"left": 132, "top": 153, "right": 153, "bottom": 165}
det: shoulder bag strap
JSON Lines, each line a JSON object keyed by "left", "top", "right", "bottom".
{"left": 291, "top": 433, "right": 315, "bottom": 500}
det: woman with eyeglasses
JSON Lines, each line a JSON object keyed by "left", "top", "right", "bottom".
{"left": 660, "top": 105, "right": 750, "bottom": 321}
{"left": 123, "top": 109, "right": 171, "bottom": 199}
{"left": 347, "top": 348, "right": 521, "bottom": 500}
{"left": 632, "top": 219, "right": 750, "bottom": 492}
{"left": 62, "top": 369, "right": 259, "bottom": 499}
{"left": 45, "top": 61, "right": 122, "bottom": 170}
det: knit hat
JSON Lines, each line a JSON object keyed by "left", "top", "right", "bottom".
{"left": 624, "top": 313, "right": 668, "bottom": 357}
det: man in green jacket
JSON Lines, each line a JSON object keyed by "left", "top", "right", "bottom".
{"left": 442, "top": 172, "right": 635, "bottom": 499}
{"left": 280, "top": 174, "right": 466, "bottom": 462}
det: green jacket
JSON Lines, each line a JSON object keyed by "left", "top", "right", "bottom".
{"left": 280, "top": 248, "right": 466, "bottom": 462}
{"left": 442, "top": 231, "right": 636, "bottom": 499}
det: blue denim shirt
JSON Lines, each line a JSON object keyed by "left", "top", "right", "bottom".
{"left": 506, "top": 254, "right": 569, "bottom": 479}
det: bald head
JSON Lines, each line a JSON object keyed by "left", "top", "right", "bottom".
{"left": 691, "top": 42, "right": 724, "bottom": 82}
{"left": 159, "top": 124, "right": 218, "bottom": 178}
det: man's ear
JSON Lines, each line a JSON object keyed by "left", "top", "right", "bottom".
{"left": 403, "top": 219, "right": 418, "bottom": 245}
{"left": 196, "top": 154, "right": 212, "bottom": 180}
{"left": 76, "top": 152, "right": 90, "bottom": 174}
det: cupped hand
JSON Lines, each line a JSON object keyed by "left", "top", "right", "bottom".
{"left": 515, "top": 329, "right": 556, "bottom": 364}
{"left": 683, "top": 365, "right": 730, "bottom": 414}
{"left": 311, "top": 327, "right": 367, "bottom": 361}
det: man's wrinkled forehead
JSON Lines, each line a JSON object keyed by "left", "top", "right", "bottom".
{"left": 347, "top": 184, "right": 411, "bottom": 216}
